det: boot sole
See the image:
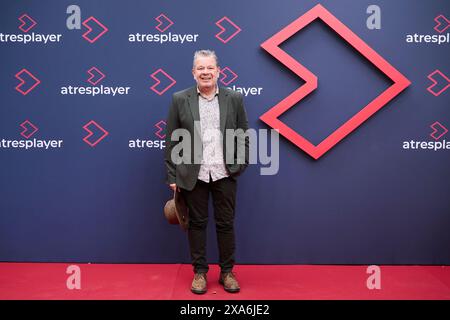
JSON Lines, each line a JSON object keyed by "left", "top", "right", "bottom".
{"left": 191, "top": 288, "right": 207, "bottom": 294}
{"left": 219, "top": 279, "right": 240, "bottom": 293}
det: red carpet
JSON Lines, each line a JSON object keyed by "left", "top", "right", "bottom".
{"left": 0, "top": 263, "right": 449, "bottom": 300}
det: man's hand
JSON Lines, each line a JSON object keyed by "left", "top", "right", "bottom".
{"left": 169, "top": 183, "right": 180, "bottom": 192}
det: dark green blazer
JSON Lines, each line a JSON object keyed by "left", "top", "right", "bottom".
{"left": 165, "top": 86, "right": 249, "bottom": 191}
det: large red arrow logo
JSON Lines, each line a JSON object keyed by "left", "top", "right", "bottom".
{"left": 260, "top": 4, "right": 410, "bottom": 159}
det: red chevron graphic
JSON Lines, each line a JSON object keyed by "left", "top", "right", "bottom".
{"left": 15, "top": 68, "right": 41, "bottom": 95}
{"left": 82, "top": 16, "right": 108, "bottom": 43}
{"left": 155, "top": 13, "right": 174, "bottom": 32}
{"left": 18, "top": 14, "right": 37, "bottom": 33}
{"left": 215, "top": 16, "right": 241, "bottom": 43}
{"left": 220, "top": 66, "right": 238, "bottom": 86}
{"left": 20, "top": 120, "right": 38, "bottom": 139}
{"left": 83, "top": 120, "right": 109, "bottom": 147}
{"left": 150, "top": 68, "right": 176, "bottom": 95}
{"left": 434, "top": 14, "right": 450, "bottom": 34}
{"left": 260, "top": 4, "right": 410, "bottom": 159}
{"left": 87, "top": 67, "right": 106, "bottom": 85}
{"left": 430, "top": 121, "right": 448, "bottom": 140}
{"left": 155, "top": 120, "right": 166, "bottom": 139}
{"left": 427, "top": 69, "right": 450, "bottom": 96}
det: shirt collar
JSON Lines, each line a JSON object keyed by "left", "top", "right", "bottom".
{"left": 197, "top": 85, "right": 219, "bottom": 100}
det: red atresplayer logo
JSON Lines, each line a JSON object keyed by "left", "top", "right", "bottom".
{"left": 220, "top": 67, "right": 238, "bottom": 86}
{"left": 20, "top": 120, "right": 38, "bottom": 139}
{"left": 18, "top": 14, "right": 37, "bottom": 33}
{"left": 434, "top": 15, "right": 450, "bottom": 33}
{"left": 82, "top": 16, "right": 108, "bottom": 43}
{"left": 154, "top": 120, "right": 166, "bottom": 139}
{"left": 155, "top": 14, "right": 174, "bottom": 32}
{"left": 15, "top": 68, "right": 41, "bottom": 95}
{"left": 82, "top": 120, "right": 109, "bottom": 147}
{"left": 87, "top": 67, "right": 106, "bottom": 85}
{"left": 260, "top": 4, "right": 410, "bottom": 160}
{"left": 150, "top": 68, "right": 176, "bottom": 95}
{"left": 215, "top": 16, "right": 241, "bottom": 43}
{"left": 427, "top": 69, "right": 450, "bottom": 96}
{"left": 430, "top": 121, "right": 448, "bottom": 140}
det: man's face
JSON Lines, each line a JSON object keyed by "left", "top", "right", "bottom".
{"left": 192, "top": 56, "right": 220, "bottom": 91}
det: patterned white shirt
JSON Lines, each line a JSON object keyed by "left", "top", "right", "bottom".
{"left": 197, "top": 86, "right": 230, "bottom": 183}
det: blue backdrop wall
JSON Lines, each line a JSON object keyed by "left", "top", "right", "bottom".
{"left": 1, "top": 0, "right": 449, "bottom": 264}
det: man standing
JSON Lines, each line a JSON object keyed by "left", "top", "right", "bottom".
{"left": 165, "top": 50, "right": 249, "bottom": 294}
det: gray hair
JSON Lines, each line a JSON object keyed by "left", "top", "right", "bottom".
{"left": 193, "top": 50, "right": 219, "bottom": 68}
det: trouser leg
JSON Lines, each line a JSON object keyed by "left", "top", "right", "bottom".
{"left": 181, "top": 180, "right": 210, "bottom": 273}
{"left": 210, "top": 177, "right": 237, "bottom": 273}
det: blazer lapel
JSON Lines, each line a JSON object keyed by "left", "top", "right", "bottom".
{"left": 187, "top": 87, "right": 200, "bottom": 122}
{"left": 218, "top": 88, "right": 229, "bottom": 134}
{"left": 187, "top": 87, "right": 203, "bottom": 139}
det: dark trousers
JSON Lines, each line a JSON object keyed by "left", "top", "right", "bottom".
{"left": 181, "top": 176, "right": 237, "bottom": 274}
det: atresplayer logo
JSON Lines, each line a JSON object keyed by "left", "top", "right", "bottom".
{"left": 128, "top": 13, "right": 199, "bottom": 44}
{"left": 219, "top": 66, "right": 264, "bottom": 97}
{"left": 405, "top": 14, "right": 450, "bottom": 45}
{"left": 60, "top": 67, "right": 131, "bottom": 97}
{"left": 402, "top": 121, "right": 450, "bottom": 152}
{"left": 0, "top": 14, "right": 62, "bottom": 45}
{"left": 259, "top": 4, "right": 410, "bottom": 159}
{"left": 128, "top": 120, "right": 166, "bottom": 150}
{"left": 0, "top": 120, "right": 63, "bottom": 150}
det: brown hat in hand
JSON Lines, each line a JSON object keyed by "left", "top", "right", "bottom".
{"left": 164, "top": 189, "right": 189, "bottom": 231}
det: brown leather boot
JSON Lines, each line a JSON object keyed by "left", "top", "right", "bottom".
{"left": 219, "top": 272, "right": 240, "bottom": 293}
{"left": 191, "top": 273, "right": 207, "bottom": 294}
